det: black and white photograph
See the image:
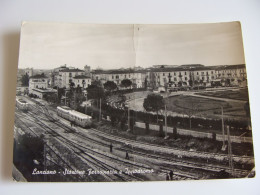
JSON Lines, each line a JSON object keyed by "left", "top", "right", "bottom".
{"left": 13, "top": 21, "right": 255, "bottom": 182}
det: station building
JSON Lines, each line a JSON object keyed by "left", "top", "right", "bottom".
{"left": 28, "top": 74, "right": 56, "bottom": 98}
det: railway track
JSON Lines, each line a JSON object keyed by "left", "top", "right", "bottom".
{"left": 15, "top": 111, "right": 161, "bottom": 181}
{"left": 16, "top": 101, "right": 253, "bottom": 179}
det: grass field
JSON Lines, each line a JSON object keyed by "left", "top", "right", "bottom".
{"left": 165, "top": 95, "right": 247, "bottom": 120}
{"left": 195, "top": 88, "right": 249, "bottom": 101}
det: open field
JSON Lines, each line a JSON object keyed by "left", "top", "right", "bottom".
{"left": 165, "top": 95, "right": 247, "bottom": 120}
{"left": 195, "top": 88, "right": 249, "bottom": 101}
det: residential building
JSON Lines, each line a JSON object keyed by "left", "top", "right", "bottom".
{"left": 50, "top": 65, "right": 68, "bottom": 87}
{"left": 58, "top": 68, "right": 85, "bottom": 88}
{"left": 73, "top": 75, "right": 92, "bottom": 88}
{"left": 92, "top": 69, "right": 147, "bottom": 88}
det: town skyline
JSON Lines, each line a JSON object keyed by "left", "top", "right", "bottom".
{"left": 18, "top": 22, "right": 245, "bottom": 70}
{"left": 19, "top": 63, "right": 246, "bottom": 72}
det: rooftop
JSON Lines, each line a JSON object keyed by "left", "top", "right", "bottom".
{"left": 30, "top": 74, "right": 48, "bottom": 79}
{"left": 73, "top": 75, "right": 91, "bottom": 79}
{"left": 70, "top": 110, "right": 92, "bottom": 119}
{"left": 57, "top": 106, "right": 72, "bottom": 111}
{"left": 59, "top": 68, "right": 84, "bottom": 73}
{"left": 92, "top": 69, "right": 146, "bottom": 75}
{"left": 216, "top": 64, "right": 246, "bottom": 70}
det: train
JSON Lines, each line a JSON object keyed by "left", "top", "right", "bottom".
{"left": 16, "top": 98, "right": 29, "bottom": 112}
{"left": 57, "top": 106, "right": 92, "bottom": 128}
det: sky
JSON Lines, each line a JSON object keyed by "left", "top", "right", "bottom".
{"left": 18, "top": 21, "right": 245, "bottom": 70}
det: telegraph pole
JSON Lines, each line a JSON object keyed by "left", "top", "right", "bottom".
{"left": 227, "top": 125, "right": 234, "bottom": 176}
{"left": 221, "top": 106, "right": 226, "bottom": 151}
{"left": 165, "top": 104, "right": 168, "bottom": 137}
{"left": 128, "top": 106, "right": 130, "bottom": 131}
{"left": 99, "top": 98, "right": 102, "bottom": 122}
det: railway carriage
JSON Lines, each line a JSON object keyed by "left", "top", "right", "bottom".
{"left": 57, "top": 106, "right": 92, "bottom": 128}
{"left": 16, "top": 98, "right": 29, "bottom": 112}
{"left": 69, "top": 110, "right": 92, "bottom": 128}
{"left": 57, "top": 106, "right": 72, "bottom": 120}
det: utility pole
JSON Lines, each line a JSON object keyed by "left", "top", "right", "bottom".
{"left": 44, "top": 136, "right": 47, "bottom": 182}
{"left": 128, "top": 106, "right": 130, "bottom": 131}
{"left": 227, "top": 125, "right": 234, "bottom": 176}
{"left": 221, "top": 106, "right": 226, "bottom": 151}
{"left": 99, "top": 98, "right": 101, "bottom": 121}
{"left": 165, "top": 104, "right": 168, "bottom": 137}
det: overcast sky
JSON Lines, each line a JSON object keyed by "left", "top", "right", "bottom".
{"left": 18, "top": 21, "right": 245, "bottom": 70}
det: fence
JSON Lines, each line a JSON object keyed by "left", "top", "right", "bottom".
{"left": 135, "top": 121, "right": 252, "bottom": 143}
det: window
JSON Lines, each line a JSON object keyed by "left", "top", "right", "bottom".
{"left": 185, "top": 77, "right": 187, "bottom": 80}
{"left": 163, "top": 73, "right": 165, "bottom": 76}
{"left": 112, "top": 76, "right": 114, "bottom": 79}
{"left": 174, "top": 78, "right": 177, "bottom": 81}
{"left": 197, "top": 72, "right": 199, "bottom": 75}
{"left": 69, "top": 73, "right": 72, "bottom": 77}
{"left": 185, "top": 72, "right": 187, "bottom": 75}
{"left": 174, "top": 72, "right": 176, "bottom": 76}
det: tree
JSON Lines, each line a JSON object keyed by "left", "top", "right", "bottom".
{"left": 143, "top": 93, "right": 165, "bottom": 123}
{"left": 73, "top": 92, "right": 86, "bottom": 110}
{"left": 104, "top": 81, "right": 117, "bottom": 92}
{"left": 121, "top": 79, "right": 132, "bottom": 88}
{"left": 57, "top": 87, "right": 65, "bottom": 101}
{"left": 188, "top": 79, "right": 193, "bottom": 87}
{"left": 13, "top": 133, "right": 44, "bottom": 181}
{"left": 87, "top": 83, "right": 105, "bottom": 118}
{"left": 178, "top": 81, "right": 182, "bottom": 87}
{"left": 91, "top": 80, "right": 103, "bottom": 88}
{"left": 180, "top": 98, "right": 200, "bottom": 129}
{"left": 21, "top": 73, "right": 29, "bottom": 86}
{"left": 69, "top": 81, "right": 75, "bottom": 89}
{"left": 86, "top": 84, "right": 104, "bottom": 100}
{"left": 144, "top": 78, "right": 148, "bottom": 89}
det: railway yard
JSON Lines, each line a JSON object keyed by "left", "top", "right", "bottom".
{"left": 13, "top": 95, "right": 255, "bottom": 182}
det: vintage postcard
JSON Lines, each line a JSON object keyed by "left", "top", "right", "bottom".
{"left": 13, "top": 21, "right": 255, "bottom": 182}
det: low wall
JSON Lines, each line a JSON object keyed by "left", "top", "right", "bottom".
{"left": 135, "top": 121, "right": 252, "bottom": 143}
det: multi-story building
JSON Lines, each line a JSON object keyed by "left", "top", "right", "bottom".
{"left": 92, "top": 69, "right": 147, "bottom": 88}
{"left": 50, "top": 65, "right": 68, "bottom": 87}
{"left": 28, "top": 74, "right": 56, "bottom": 98}
{"left": 58, "top": 68, "right": 85, "bottom": 88}
{"left": 73, "top": 75, "right": 92, "bottom": 88}
{"left": 147, "top": 64, "right": 246, "bottom": 89}
{"left": 190, "top": 66, "right": 217, "bottom": 87}
{"left": 29, "top": 74, "right": 48, "bottom": 92}
{"left": 215, "top": 64, "right": 247, "bottom": 86}
{"left": 149, "top": 67, "right": 192, "bottom": 88}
